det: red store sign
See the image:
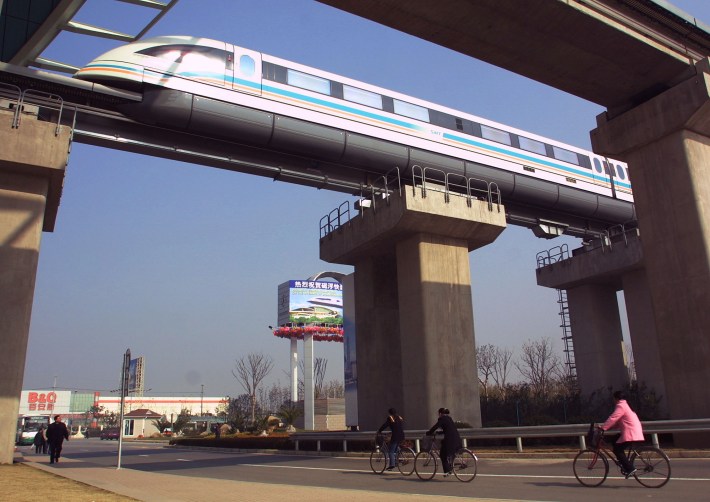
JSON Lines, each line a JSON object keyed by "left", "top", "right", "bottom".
{"left": 26, "top": 391, "right": 57, "bottom": 412}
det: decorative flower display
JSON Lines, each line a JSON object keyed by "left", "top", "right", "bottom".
{"left": 273, "top": 325, "right": 344, "bottom": 343}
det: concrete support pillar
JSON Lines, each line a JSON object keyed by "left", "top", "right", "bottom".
{"left": 351, "top": 254, "right": 403, "bottom": 427}
{"left": 0, "top": 109, "right": 69, "bottom": 464}
{"left": 396, "top": 233, "right": 480, "bottom": 430}
{"left": 621, "top": 269, "right": 667, "bottom": 406}
{"left": 0, "top": 172, "right": 48, "bottom": 464}
{"left": 536, "top": 232, "right": 648, "bottom": 399}
{"left": 320, "top": 188, "right": 506, "bottom": 430}
{"left": 592, "top": 60, "right": 710, "bottom": 427}
{"left": 566, "top": 284, "right": 629, "bottom": 395}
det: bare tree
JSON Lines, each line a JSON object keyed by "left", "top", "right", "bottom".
{"left": 476, "top": 344, "right": 496, "bottom": 399}
{"left": 515, "top": 338, "right": 561, "bottom": 398}
{"left": 232, "top": 352, "right": 274, "bottom": 425}
{"left": 623, "top": 341, "right": 637, "bottom": 382}
{"left": 298, "top": 357, "right": 328, "bottom": 399}
{"left": 492, "top": 346, "right": 514, "bottom": 390}
{"left": 323, "top": 379, "right": 344, "bottom": 398}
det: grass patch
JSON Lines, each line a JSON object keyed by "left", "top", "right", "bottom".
{"left": 0, "top": 463, "right": 138, "bottom": 502}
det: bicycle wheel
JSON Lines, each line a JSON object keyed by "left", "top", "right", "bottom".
{"left": 397, "top": 447, "right": 416, "bottom": 476}
{"left": 573, "top": 448, "right": 609, "bottom": 487}
{"left": 369, "top": 449, "right": 387, "bottom": 474}
{"left": 414, "top": 451, "right": 437, "bottom": 480}
{"left": 630, "top": 446, "right": 671, "bottom": 488}
{"left": 452, "top": 448, "right": 477, "bottom": 482}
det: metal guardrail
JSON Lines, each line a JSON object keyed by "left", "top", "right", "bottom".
{"left": 290, "top": 418, "right": 710, "bottom": 453}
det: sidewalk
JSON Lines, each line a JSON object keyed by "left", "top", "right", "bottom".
{"left": 20, "top": 453, "right": 470, "bottom": 502}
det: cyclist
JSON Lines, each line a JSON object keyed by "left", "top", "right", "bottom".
{"left": 377, "top": 408, "right": 405, "bottom": 470}
{"left": 426, "top": 407, "right": 461, "bottom": 476}
{"left": 599, "top": 390, "right": 644, "bottom": 478}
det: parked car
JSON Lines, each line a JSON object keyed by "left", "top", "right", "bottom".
{"left": 100, "top": 428, "right": 120, "bottom": 440}
{"left": 163, "top": 428, "right": 173, "bottom": 436}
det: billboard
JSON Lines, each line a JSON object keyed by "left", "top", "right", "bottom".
{"left": 277, "top": 280, "right": 343, "bottom": 326}
{"left": 128, "top": 356, "right": 145, "bottom": 394}
{"left": 19, "top": 390, "right": 71, "bottom": 415}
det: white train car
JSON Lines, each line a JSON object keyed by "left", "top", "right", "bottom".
{"left": 76, "top": 36, "right": 635, "bottom": 225}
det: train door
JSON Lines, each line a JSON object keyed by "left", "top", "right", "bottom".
{"left": 228, "top": 45, "right": 262, "bottom": 95}
{"left": 592, "top": 156, "right": 612, "bottom": 189}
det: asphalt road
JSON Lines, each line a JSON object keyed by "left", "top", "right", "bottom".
{"left": 54, "top": 439, "right": 710, "bottom": 502}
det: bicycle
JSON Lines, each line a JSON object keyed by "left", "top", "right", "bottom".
{"left": 573, "top": 427, "right": 671, "bottom": 488}
{"left": 414, "top": 434, "right": 478, "bottom": 482}
{"left": 370, "top": 433, "right": 416, "bottom": 476}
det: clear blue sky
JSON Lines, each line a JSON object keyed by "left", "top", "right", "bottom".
{"left": 22, "top": 0, "right": 710, "bottom": 399}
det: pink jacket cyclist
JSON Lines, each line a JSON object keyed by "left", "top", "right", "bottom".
{"left": 600, "top": 397, "right": 644, "bottom": 442}
{"left": 600, "top": 390, "right": 644, "bottom": 476}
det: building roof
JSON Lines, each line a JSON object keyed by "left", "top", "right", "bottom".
{"left": 124, "top": 408, "right": 162, "bottom": 418}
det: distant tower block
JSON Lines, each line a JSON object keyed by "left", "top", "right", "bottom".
{"left": 320, "top": 185, "right": 506, "bottom": 430}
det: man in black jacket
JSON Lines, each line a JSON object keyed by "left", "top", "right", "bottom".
{"left": 46, "top": 415, "right": 69, "bottom": 464}
{"left": 426, "top": 408, "right": 461, "bottom": 475}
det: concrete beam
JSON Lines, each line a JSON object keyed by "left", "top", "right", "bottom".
{"left": 0, "top": 109, "right": 70, "bottom": 232}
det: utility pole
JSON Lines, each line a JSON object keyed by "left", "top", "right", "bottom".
{"left": 117, "top": 349, "right": 130, "bottom": 469}
{"left": 200, "top": 384, "right": 204, "bottom": 416}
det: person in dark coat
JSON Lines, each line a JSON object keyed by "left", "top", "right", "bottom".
{"left": 376, "top": 408, "right": 405, "bottom": 470}
{"left": 46, "top": 415, "right": 69, "bottom": 464}
{"left": 426, "top": 408, "right": 461, "bottom": 475}
{"left": 32, "top": 425, "right": 47, "bottom": 454}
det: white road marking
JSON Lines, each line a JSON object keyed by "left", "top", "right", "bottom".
{"left": 240, "top": 463, "right": 710, "bottom": 481}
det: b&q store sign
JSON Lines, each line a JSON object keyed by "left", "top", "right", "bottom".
{"left": 19, "top": 390, "right": 71, "bottom": 415}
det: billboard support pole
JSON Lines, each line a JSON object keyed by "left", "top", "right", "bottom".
{"left": 117, "top": 348, "right": 130, "bottom": 469}
{"left": 290, "top": 338, "right": 298, "bottom": 402}
{"left": 304, "top": 333, "right": 314, "bottom": 430}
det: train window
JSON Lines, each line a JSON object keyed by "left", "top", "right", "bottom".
{"left": 429, "top": 109, "right": 458, "bottom": 130}
{"left": 343, "top": 85, "right": 382, "bottom": 109}
{"left": 239, "top": 55, "right": 255, "bottom": 76}
{"left": 552, "top": 146, "right": 580, "bottom": 165}
{"left": 481, "top": 124, "right": 511, "bottom": 146}
{"left": 518, "top": 136, "right": 546, "bottom": 156}
{"left": 137, "top": 45, "right": 228, "bottom": 68}
{"left": 262, "top": 62, "right": 287, "bottom": 83}
{"left": 287, "top": 69, "right": 331, "bottom": 95}
{"left": 393, "top": 99, "right": 429, "bottom": 122}
{"left": 579, "top": 155, "right": 592, "bottom": 169}
{"left": 616, "top": 164, "right": 626, "bottom": 180}
{"left": 593, "top": 158, "right": 604, "bottom": 174}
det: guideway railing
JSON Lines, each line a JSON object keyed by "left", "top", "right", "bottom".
{"left": 319, "top": 164, "right": 503, "bottom": 239}
{"left": 290, "top": 418, "right": 710, "bottom": 453}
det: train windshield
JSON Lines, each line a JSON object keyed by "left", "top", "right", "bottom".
{"left": 138, "top": 44, "right": 229, "bottom": 68}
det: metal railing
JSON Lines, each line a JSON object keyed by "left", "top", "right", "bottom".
{"left": 410, "top": 164, "right": 502, "bottom": 211}
{"left": 290, "top": 418, "right": 710, "bottom": 453}
{"left": 319, "top": 167, "right": 401, "bottom": 239}
{"left": 318, "top": 164, "right": 504, "bottom": 239}
{"left": 535, "top": 243, "right": 570, "bottom": 268}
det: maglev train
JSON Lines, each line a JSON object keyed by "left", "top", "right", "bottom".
{"left": 75, "top": 35, "right": 635, "bottom": 226}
